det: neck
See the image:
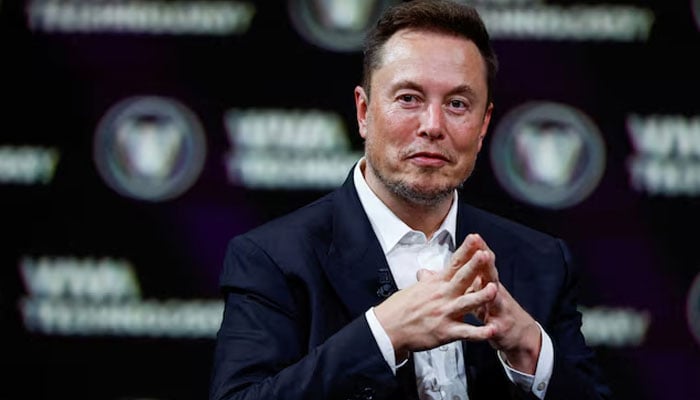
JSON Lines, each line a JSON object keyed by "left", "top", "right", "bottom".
{"left": 389, "top": 196, "right": 453, "bottom": 239}
{"left": 362, "top": 162, "right": 453, "bottom": 238}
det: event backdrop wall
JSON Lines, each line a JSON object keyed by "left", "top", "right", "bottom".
{"left": 2, "top": 0, "right": 699, "bottom": 399}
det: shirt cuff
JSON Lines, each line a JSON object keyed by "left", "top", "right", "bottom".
{"left": 496, "top": 322, "right": 554, "bottom": 399}
{"left": 365, "top": 307, "right": 409, "bottom": 375}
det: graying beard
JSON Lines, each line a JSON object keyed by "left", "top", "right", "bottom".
{"left": 375, "top": 169, "right": 455, "bottom": 207}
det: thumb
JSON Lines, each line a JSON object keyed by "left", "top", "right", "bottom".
{"left": 416, "top": 268, "right": 437, "bottom": 281}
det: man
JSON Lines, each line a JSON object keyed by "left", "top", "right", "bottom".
{"left": 210, "top": 1, "right": 612, "bottom": 399}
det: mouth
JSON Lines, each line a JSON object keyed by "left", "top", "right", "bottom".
{"left": 406, "top": 151, "right": 450, "bottom": 167}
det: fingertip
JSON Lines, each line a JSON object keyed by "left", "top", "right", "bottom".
{"left": 471, "top": 233, "right": 483, "bottom": 245}
{"left": 416, "top": 268, "right": 436, "bottom": 281}
{"left": 484, "top": 281, "right": 498, "bottom": 298}
{"left": 486, "top": 322, "right": 498, "bottom": 338}
{"left": 463, "top": 233, "right": 478, "bottom": 248}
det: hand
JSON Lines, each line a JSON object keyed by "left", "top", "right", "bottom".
{"left": 451, "top": 233, "right": 499, "bottom": 294}
{"left": 478, "top": 282, "right": 542, "bottom": 374}
{"left": 373, "top": 234, "right": 500, "bottom": 362}
{"left": 462, "top": 235, "right": 542, "bottom": 374}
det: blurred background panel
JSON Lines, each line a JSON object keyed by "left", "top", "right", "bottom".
{"left": 1, "top": 1, "right": 699, "bottom": 399}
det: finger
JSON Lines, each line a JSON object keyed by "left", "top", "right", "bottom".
{"left": 466, "top": 234, "right": 498, "bottom": 283}
{"left": 467, "top": 275, "right": 483, "bottom": 293}
{"left": 451, "top": 281, "right": 497, "bottom": 315}
{"left": 468, "top": 233, "right": 488, "bottom": 251}
{"left": 447, "top": 249, "right": 494, "bottom": 294}
{"left": 449, "top": 322, "right": 497, "bottom": 342}
{"left": 442, "top": 234, "right": 482, "bottom": 280}
{"left": 416, "top": 268, "right": 438, "bottom": 282}
{"left": 484, "top": 281, "right": 508, "bottom": 314}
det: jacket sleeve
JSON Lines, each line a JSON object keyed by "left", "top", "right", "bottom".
{"left": 543, "top": 239, "right": 614, "bottom": 400}
{"left": 209, "top": 236, "right": 399, "bottom": 400}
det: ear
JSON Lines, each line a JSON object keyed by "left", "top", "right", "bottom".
{"left": 477, "top": 102, "right": 494, "bottom": 152}
{"left": 354, "top": 86, "right": 369, "bottom": 139}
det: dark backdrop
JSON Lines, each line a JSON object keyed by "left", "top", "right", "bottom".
{"left": 2, "top": 1, "right": 699, "bottom": 399}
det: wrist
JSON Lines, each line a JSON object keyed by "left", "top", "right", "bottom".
{"left": 502, "top": 322, "right": 541, "bottom": 374}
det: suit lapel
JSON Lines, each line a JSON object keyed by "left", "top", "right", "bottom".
{"left": 322, "top": 172, "right": 397, "bottom": 319}
{"left": 455, "top": 201, "right": 516, "bottom": 299}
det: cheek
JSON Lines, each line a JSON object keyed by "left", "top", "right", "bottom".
{"left": 452, "top": 135, "right": 480, "bottom": 155}
{"left": 451, "top": 134, "right": 484, "bottom": 168}
{"left": 369, "top": 116, "right": 410, "bottom": 148}
{"left": 376, "top": 102, "right": 415, "bottom": 133}
{"left": 452, "top": 120, "right": 486, "bottom": 150}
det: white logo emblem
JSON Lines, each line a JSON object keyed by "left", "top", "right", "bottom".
{"left": 287, "top": 0, "right": 399, "bottom": 52}
{"left": 93, "top": 96, "right": 206, "bottom": 201}
{"left": 489, "top": 102, "right": 606, "bottom": 209}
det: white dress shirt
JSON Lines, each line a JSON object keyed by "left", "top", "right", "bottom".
{"left": 353, "top": 159, "right": 553, "bottom": 399}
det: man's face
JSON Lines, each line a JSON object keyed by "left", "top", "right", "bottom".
{"left": 355, "top": 29, "right": 492, "bottom": 206}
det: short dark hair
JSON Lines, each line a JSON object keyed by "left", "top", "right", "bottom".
{"left": 361, "top": 0, "right": 498, "bottom": 105}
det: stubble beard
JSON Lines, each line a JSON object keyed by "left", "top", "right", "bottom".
{"left": 368, "top": 153, "right": 462, "bottom": 207}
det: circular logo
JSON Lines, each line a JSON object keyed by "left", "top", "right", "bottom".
{"left": 687, "top": 271, "right": 700, "bottom": 347}
{"left": 287, "top": 0, "right": 399, "bottom": 52}
{"left": 489, "top": 101, "right": 606, "bottom": 209}
{"left": 93, "top": 96, "right": 207, "bottom": 201}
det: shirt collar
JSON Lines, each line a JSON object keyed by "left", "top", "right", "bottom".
{"left": 353, "top": 158, "right": 457, "bottom": 255}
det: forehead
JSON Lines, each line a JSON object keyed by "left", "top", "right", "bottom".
{"left": 373, "top": 29, "right": 488, "bottom": 91}
{"left": 380, "top": 29, "right": 483, "bottom": 66}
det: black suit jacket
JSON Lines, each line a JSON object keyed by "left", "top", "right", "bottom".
{"left": 210, "top": 170, "right": 612, "bottom": 400}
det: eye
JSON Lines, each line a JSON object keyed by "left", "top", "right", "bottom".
{"left": 449, "top": 99, "right": 467, "bottom": 109}
{"left": 398, "top": 94, "right": 417, "bottom": 103}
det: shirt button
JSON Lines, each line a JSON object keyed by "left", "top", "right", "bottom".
{"left": 537, "top": 381, "right": 546, "bottom": 391}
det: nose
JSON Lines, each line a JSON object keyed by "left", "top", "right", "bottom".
{"left": 419, "top": 102, "right": 444, "bottom": 140}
